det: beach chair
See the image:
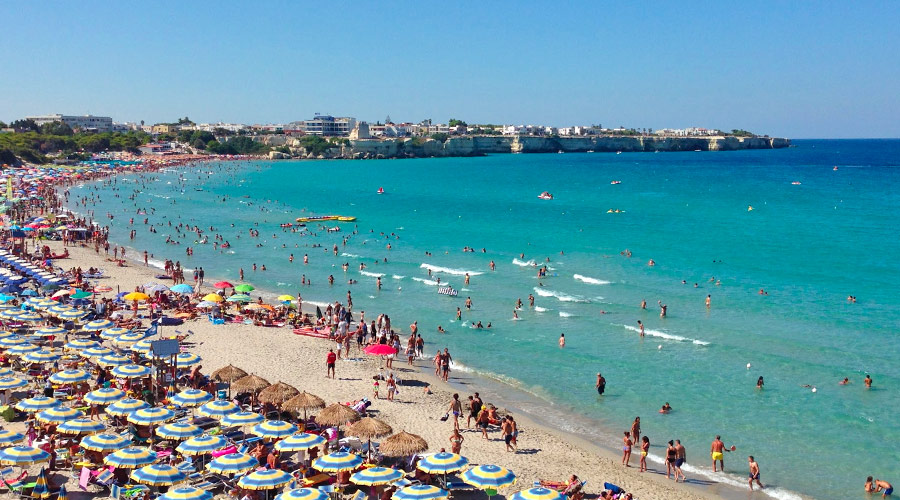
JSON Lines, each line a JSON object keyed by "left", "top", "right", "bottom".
{"left": 349, "top": 490, "right": 367, "bottom": 500}
{"left": 93, "top": 469, "right": 117, "bottom": 493}
{"left": 0, "top": 469, "right": 28, "bottom": 499}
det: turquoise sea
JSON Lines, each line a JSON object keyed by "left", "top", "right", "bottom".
{"left": 70, "top": 139, "right": 900, "bottom": 499}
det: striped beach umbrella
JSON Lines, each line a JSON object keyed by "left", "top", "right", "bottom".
{"left": 510, "top": 488, "right": 565, "bottom": 500}
{"left": 98, "top": 354, "right": 131, "bottom": 367}
{"left": 84, "top": 387, "right": 126, "bottom": 405}
{"left": 221, "top": 411, "right": 264, "bottom": 427}
{"left": 111, "top": 364, "right": 151, "bottom": 378}
{"left": 0, "top": 377, "right": 27, "bottom": 390}
{"left": 16, "top": 312, "right": 43, "bottom": 323}
{"left": 106, "top": 398, "right": 150, "bottom": 416}
{"left": 274, "top": 433, "right": 326, "bottom": 452}
{"left": 0, "top": 336, "right": 29, "bottom": 347}
{"left": 34, "top": 326, "right": 66, "bottom": 337}
{"left": 161, "top": 487, "right": 212, "bottom": 500}
{"left": 0, "top": 331, "right": 15, "bottom": 339}
{"left": 276, "top": 489, "right": 329, "bottom": 500}
{"left": 23, "top": 349, "right": 60, "bottom": 363}
{"left": 175, "top": 352, "right": 202, "bottom": 367}
{"left": 6, "top": 343, "right": 40, "bottom": 356}
{"left": 251, "top": 420, "right": 297, "bottom": 439}
{"left": 0, "top": 310, "right": 22, "bottom": 319}
{"left": 0, "top": 430, "right": 24, "bottom": 445}
{"left": 14, "top": 396, "right": 60, "bottom": 413}
{"left": 0, "top": 368, "right": 12, "bottom": 377}
{"left": 156, "top": 422, "right": 202, "bottom": 441}
{"left": 58, "top": 418, "right": 106, "bottom": 435}
{"left": 130, "top": 339, "right": 153, "bottom": 354}
{"left": 237, "top": 469, "right": 292, "bottom": 490}
{"left": 312, "top": 451, "right": 363, "bottom": 472}
{"left": 116, "top": 332, "right": 149, "bottom": 343}
{"left": 100, "top": 327, "right": 130, "bottom": 340}
{"left": 177, "top": 435, "right": 227, "bottom": 456}
{"left": 351, "top": 467, "right": 403, "bottom": 486}
{"left": 31, "top": 301, "right": 59, "bottom": 311}
{"left": 206, "top": 452, "right": 257, "bottom": 475}
{"left": 0, "top": 446, "right": 50, "bottom": 465}
{"left": 81, "top": 346, "right": 114, "bottom": 358}
{"left": 31, "top": 467, "right": 51, "bottom": 499}
{"left": 82, "top": 319, "right": 115, "bottom": 331}
{"left": 171, "top": 389, "right": 212, "bottom": 407}
{"left": 131, "top": 464, "right": 187, "bottom": 486}
{"left": 460, "top": 465, "right": 516, "bottom": 490}
{"left": 416, "top": 452, "right": 469, "bottom": 474}
{"left": 197, "top": 400, "right": 239, "bottom": 419}
{"left": 57, "top": 485, "right": 68, "bottom": 500}
{"left": 64, "top": 339, "right": 99, "bottom": 350}
{"left": 80, "top": 433, "right": 130, "bottom": 452}
{"left": 47, "top": 305, "right": 72, "bottom": 316}
{"left": 392, "top": 485, "right": 449, "bottom": 500}
{"left": 58, "top": 309, "right": 88, "bottom": 320}
{"left": 49, "top": 369, "right": 91, "bottom": 384}
{"left": 35, "top": 406, "right": 84, "bottom": 424}
{"left": 128, "top": 407, "right": 175, "bottom": 426}
{"left": 104, "top": 447, "right": 157, "bottom": 468}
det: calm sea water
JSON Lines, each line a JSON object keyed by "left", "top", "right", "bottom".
{"left": 72, "top": 140, "right": 900, "bottom": 499}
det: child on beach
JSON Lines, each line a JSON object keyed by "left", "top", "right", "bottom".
{"left": 373, "top": 380, "right": 379, "bottom": 399}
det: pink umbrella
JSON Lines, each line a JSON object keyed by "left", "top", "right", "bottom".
{"left": 363, "top": 344, "right": 397, "bottom": 356}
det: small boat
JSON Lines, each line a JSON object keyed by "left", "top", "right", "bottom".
{"left": 538, "top": 191, "right": 554, "bottom": 200}
{"left": 610, "top": 180, "right": 621, "bottom": 185}
{"left": 791, "top": 181, "right": 802, "bottom": 185}
{"left": 557, "top": 150, "right": 564, "bottom": 154}
{"left": 616, "top": 151, "right": 622, "bottom": 155}
{"left": 833, "top": 166, "right": 839, "bottom": 171}
{"left": 377, "top": 187, "right": 385, "bottom": 194}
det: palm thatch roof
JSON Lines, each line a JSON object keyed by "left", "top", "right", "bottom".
{"left": 211, "top": 364, "right": 247, "bottom": 383}
{"left": 314, "top": 403, "right": 361, "bottom": 427}
{"left": 283, "top": 392, "right": 326, "bottom": 412}
{"left": 231, "top": 374, "right": 271, "bottom": 394}
{"left": 346, "top": 417, "right": 392, "bottom": 439}
{"left": 379, "top": 431, "right": 428, "bottom": 457}
{"left": 258, "top": 381, "right": 300, "bottom": 404}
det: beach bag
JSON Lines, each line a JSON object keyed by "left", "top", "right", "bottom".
{"left": 439, "top": 413, "right": 449, "bottom": 422}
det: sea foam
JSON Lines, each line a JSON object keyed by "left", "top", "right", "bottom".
{"left": 419, "top": 263, "right": 483, "bottom": 276}
{"left": 622, "top": 324, "right": 710, "bottom": 346}
{"left": 533, "top": 287, "right": 590, "bottom": 303}
{"left": 573, "top": 274, "right": 611, "bottom": 285}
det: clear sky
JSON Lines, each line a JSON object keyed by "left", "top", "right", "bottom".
{"left": 2, "top": 1, "right": 898, "bottom": 138}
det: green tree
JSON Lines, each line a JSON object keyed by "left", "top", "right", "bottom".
{"left": 430, "top": 132, "right": 449, "bottom": 143}
{"left": 730, "top": 129, "right": 754, "bottom": 137}
{"left": 298, "top": 136, "right": 337, "bottom": 156}
{"left": 39, "top": 121, "right": 74, "bottom": 136}
{"left": 10, "top": 119, "right": 39, "bottom": 132}
{"left": 448, "top": 119, "right": 467, "bottom": 127}
{"left": 0, "top": 121, "right": 7, "bottom": 128}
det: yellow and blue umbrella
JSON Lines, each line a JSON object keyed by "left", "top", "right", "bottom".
{"left": 416, "top": 452, "right": 469, "bottom": 474}
{"left": 510, "top": 488, "right": 565, "bottom": 500}
{"left": 127, "top": 407, "right": 175, "bottom": 426}
{"left": 221, "top": 411, "right": 264, "bottom": 427}
{"left": 35, "top": 406, "right": 84, "bottom": 424}
{"left": 58, "top": 417, "right": 106, "bottom": 435}
{"left": 175, "top": 352, "right": 201, "bottom": 367}
{"left": 14, "top": 396, "right": 60, "bottom": 413}
{"left": 161, "top": 487, "right": 212, "bottom": 500}
{"left": 31, "top": 301, "right": 59, "bottom": 312}
{"left": 251, "top": 420, "right": 297, "bottom": 439}
{"left": 312, "top": 451, "right": 363, "bottom": 472}
{"left": 130, "top": 463, "right": 187, "bottom": 486}
{"left": 0, "top": 336, "right": 29, "bottom": 347}
{"left": 130, "top": 339, "right": 153, "bottom": 354}
{"left": 460, "top": 465, "right": 516, "bottom": 490}
{"left": 176, "top": 435, "right": 227, "bottom": 456}
{"left": 104, "top": 446, "right": 157, "bottom": 468}
{"left": 98, "top": 354, "right": 131, "bottom": 367}
{"left": 16, "top": 312, "right": 43, "bottom": 323}
{"left": 350, "top": 467, "right": 403, "bottom": 486}
{"left": 84, "top": 387, "right": 126, "bottom": 405}
{"left": 274, "top": 433, "right": 326, "bottom": 452}
{"left": 81, "top": 346, "right": 114, "bottom": 358}
{"left": 49, "top": 369, "right": 91, "bottom": 385}
{"left": 0, "top": 445, "right": 51, "bottom": 465}
{"left": 31, "top": 467, "right": 51, "bottom": 499}
{"left": 206, "top": 452, "right": 257, "bottom": 475}
{"left": 111, "top": 364, "right": 151, "bottom": 378}
{"left": 172, "top": 389, "right": 212, "bottom": 407}
{"left": 23, "top": 350, "right": 61, "bottom": 363}
{"left": 80, "top": 433, "right": 130, "bottom": 452}
{"left": 64, "top": 339, "right": 99, "bottom": 350}
{"left": 6, "top": 343, "right": 40, "bottom": 356}
{"left": 57, "top": 485, "right": 68, "bottom": 500}
{"left": 47, "top": 305, "right": 72, "bottom": 316}
{"left": 237, "top": 469, "right": 292, "bottom": 490}
{"left": 0, "top": 331, "right": 15, "bottom": 339}
{"left": 276, "top": 489, "right": 329, "bottom": 500}
{"left": 116, "top": 332, "right": 149, "bottom": 343}
{"left": 82, "top": 319, "right": 115, "bottom": 331}
{"left": 106, "top": 398, "right": 150, "bottom": 416}
{"left": 0, "top": 310, "right": 22, "bottom": 319}
{"left": 392, "top": 485, "right": 449, "bottom": 500}
{"left": 0, "top": 430, "right": 24, "bottom": 445}
{"left": 0, "top": 368, "right": 12, "bottom": 377}
{"left": 156, "top": 422, "right": 202, "bottom": 441}
{"left": 100, "top": 327, "right": 130, "bottom": 340}
{"left": 0, "top": 377, "right": 27, "bottom": 390}
{"left": 197, "top": 400, "right": 239, "bottom": 419}
{"left": 34, "top": 326, "right": 65, "bottom": 337}
{"left": 58, "top": 309, "right": 88, "bottom": 320}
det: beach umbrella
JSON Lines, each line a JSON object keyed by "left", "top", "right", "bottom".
{"left": 0, "top": 377, "right": 27, "bottom": 390}
{"left": 231, "top": 374, "right": 270, "bottom": 395}
{"left": 172, "top": 389, "right": 212, "bottom": 407}
{"left": 258, "top": 381, "right": 300, "bottom": 405}
{"left": 156, "top": 422, "right": 203, "bottom": 441}
{"left": 315, "top": 403, "right": 360, "bottom": 427}
{"left": 347, "top": 417, "right": 392, "bottom": 460}
{"left": 274, "top": 433, "right": 326, "bottom": 452}
{"left": 98, "top": 354, "right": 131, "bottom": 367}
{"left": 111, "top": 364, "right": 151, "bottom": 378}
{"left": 233, "top": 284, "right": 254, "bottom": 293}
{"left": 0, "top": 310, "right": 22, "bottom": 319}
{"left": 116, "top": 332, "right": 149, "bottom": 343}
{"left": 226, "top": 294, "right": 251, "bottom": 303}
{"left": 0, "top": 331, "right": 18, "bottom": 339}
{"left": 392, "top": 485, "right": 449, "bottom": 500}
{"left": 277, "top": 295, "right": 294, "bottom": 302}
{"left": 0, "top": 368, "right": 11, "bottom": 377}
{"left": 130, "top": 339, "right": 153, "bottom": 354}
{"left": 123, "top": 292, "right": 150, "bottom": 302}
{"left": 510, "top": 488, "right": 565, "bottom": 500}
{"left": 64, "top": 339, "right": 99, "bottom": 350}
{"left": 71, "top": 291, "right": 93, "bottom": 300}
{"left": 195, "top": 301, "right": 217, "bottom": 309}
{"left": 31, "top": 467, "right": 51, "bottom": 499}
{"left": 58, "top": 309, "right": 88, "bottom": 320}
{"left": 0, "top": 430, "right": 24, "bottom": 445}
{"left": 211, "top": 364, "right": 247, "bottom": 383}
{"left": 49, "top": 369, "right": 91, "bottom": 384}
{"left": 131, "top": 464, "right": 187, "bottom": 486}
{"left": 221, "top": 411, "right": 264, "bottom": 427}
{"left": 16, "top": 312, "right": 42, "bottom": 323}
{"left": 161, "top": 487, "right": 212, "bottom": 500}
{"left": 6, "top": 344, "right": 40, "bottom": 356}
{"left": 206, "top": 452, "right": 257, "bottom": 475}
{"left": 35, "top": 406, "right": 84, "bottom": 424}
{"left": 312, "top": 451, "right": 363, "bottom": 472}
{"left": 416, "top": 452, "right": 469, "bottom": 474}
{"left": 85, "top": 387, "right": 126, "bottom": 405}
{"left": 351, "top": 467, "right": 403, "bottom": 486}
{"left": 100, "top": 327, "right": 130, "bottom": 339}
{"left": 82, "top": 319, "right": 115, "bottom": 331}
{"left": 237, "top": 469, "right": 292, "bottom": 490}
{"left": 177, "top": 435, "right": 227, "bottom": 456}
{"left": 104, "top": 447, "right": 157, "bottom": 468}
{"left": 23, "top": 349, "right": 60, "bottom": 363}
{"left": 0, "top": 446, "right": 50, "bottom": 465}
{"left": 364, "top": 344, "right": 397, "bottom": 356}
{"left": 175, "top": 352, "right": 202, "bottom": 367}
{"left": 169, "top": 284, "right": 194, "bottom": 294}
{"left": 283, "top": 391, "right": 325, "bottom": 420}
{"left": 376, "top": 431, "right": 429, "bottom": 458}
{"left": 250, "top": 420, "right": 297, "bottom": 439}
{"left": 56, "top": 485, "right": 68, "bottom": 500}
{"left": 128, "top": 407, "right": 175, "bottom": 426}
{"left": 146, "top": 284, "right": 170, "bottom": 294}
{"left": 201, "top": 293, "right": 224, "bottom": 303}
{"left": 80, "top": 433, "right": 129, "bottom": 452}
{"left": 58, "top": 418, "right": 106, "bottom": 435}
{"left": 14, "top": 396, "right": 60, "bottom": 413}
{"left": 197, "top": 400, "right": 239, "bottom": 419}
{"left": 213, "top": 282, "right": 233, "bottom": 290}
{"left": 461, "top": 465, "right": 516, "bottom": 490}
{"left": 81, "top": 346, "right": 114, "bottom": 358}
{"left": 0, "top": 336, "right": 28, "bottom": 347}
{"left": 276, "top": 489, "right": 328, "bottom": 500}
{"left": 106, "top": 398, "right": 150, "bottom": 416}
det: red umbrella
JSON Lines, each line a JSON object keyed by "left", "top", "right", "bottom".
{"left": 213, "top": 281, "right": 233, "bottom": 289}
{"left": 364, "top": 344, "right": 397, "bottom": 356}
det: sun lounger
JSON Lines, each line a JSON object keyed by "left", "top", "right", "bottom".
{"left": 302, "top": 473, "right": 332, "bottom": 488}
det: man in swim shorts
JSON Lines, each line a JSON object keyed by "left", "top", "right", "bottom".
{"left": 711, "top": 435, "right": 729, "bottom": 472}
{"left": 875, "top": 479, "right": 893, "bottom": 497}
{"left": 748, "top": 456, "right": 763, "bottom": 490}
{"left": 596, "top": 373, "right": 606, "bottom": 395}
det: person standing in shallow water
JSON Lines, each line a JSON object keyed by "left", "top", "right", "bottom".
{"left": 596, "top": 373, "right": 606, "bottom": 395}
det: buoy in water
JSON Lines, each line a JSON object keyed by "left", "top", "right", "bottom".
{"left": 747, "top": 363, "right": 752, "bottom": 369}
{"left": 658, "top": 345, "right": 662, "bottom": 350}
{"left": 812, "top": 387, "right": 817, "bottom": 393}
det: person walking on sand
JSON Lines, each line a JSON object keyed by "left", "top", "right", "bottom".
{"left": 326, "top": 349, "right": 336, "bottom": 379}
{"left": 711, "top": 435, "right": 733, "bottom": 472}
{"left": 501, "top": 416, "right": 515, "bottom": 452}
{"left": 674, "top": 439, "right": 687, "bottom": 482}
{"left": 449, "top": 428, "right": 464, "bottom": 454}
{"left": 448, "top": 394, "right": 462, "bottom": 431}
{"left": 477, "top": 406, "right": 491, "bottom": 440}
{"left": 748, "top": 456, "right": 764, "bottom": 490}
{"left": 622, "top": 431, "right": 633, "bottom": 467}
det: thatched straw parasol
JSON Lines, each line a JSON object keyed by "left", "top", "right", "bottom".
{"left": 347, "top": 417, "right": 393, "bottom": 461}
{"left": 232, "top": 374, "right": 271, "bottom": 394}
{"left": 379, "top": 431, "right": 428, "bottom": 457}
{"left": 258, "top": 381, "right": 300, "bottom": 406}
{"left": 314, "top": 403, "right": 361, "bottom": 427}
{"left": 211, "top": 365, "right": 248, "bottom": 397}
{"left": 283, "top": 392, "right": 326, "bottom": 420}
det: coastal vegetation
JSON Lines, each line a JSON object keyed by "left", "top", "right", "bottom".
{"left": 204, "top": 136, "right": 269, "bottom": 155}
{"left": 0, "top": 123, "right": 150, "bottom": 165}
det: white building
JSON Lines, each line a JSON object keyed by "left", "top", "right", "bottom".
{"left": 291, "top": 115, "right": 357, "bottom": 136}
{"left": 26, "top": 114, "right": 113, "bottom": 132}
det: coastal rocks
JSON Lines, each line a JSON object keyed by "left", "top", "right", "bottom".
{"left": 267, "top": 151, "right": 290, "bottom": 160}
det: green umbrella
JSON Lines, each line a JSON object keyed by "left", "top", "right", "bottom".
{"left": 233, "top": 284, "right": 254, "bottom": 293}
{"left": 71, "top": 291, "right": 93, "bottom": 299}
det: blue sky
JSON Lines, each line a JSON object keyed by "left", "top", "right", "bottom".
{"left": 2, "top": 1, "right": 898, "bottom": 138}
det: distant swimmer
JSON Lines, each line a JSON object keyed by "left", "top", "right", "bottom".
{"left": 637, "top": 320, "right": 644, "bottom": 337}
{"left": 658, "top": 301, "right": 667, "bottom": 318}
{"left": 748, "top": 205, "right": 754, "bottom": 211}
{"left": 757, "top": 376, "right": 764, "bottom": 389}
{"left": 596, "top": 372, "right": 606, "bottom": 395}
{"left": 659, "top": 402, "right": 672, "bottom": 414}
{"left": 865, "top": 374, "right": 873, "bottom": 388}
{"left": 648, "top": 259, "right": 655, "bottom": 266}
{"left": 512, "top": 309, "right": 518, "bottom": 320}
{"left": 706, "top": 294, "right": 711, "bottom": 308}
{"left": 759, "top": 289, "right": 768, "bottom": 295}
{"left": 559, "top": 333, "right": 565, "bottom": 347}
{"left": 839, "top": 377, "right": 850, "bottom": 385}
{"left": 640, "top": 299, "right": 646, "bottom": 310}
